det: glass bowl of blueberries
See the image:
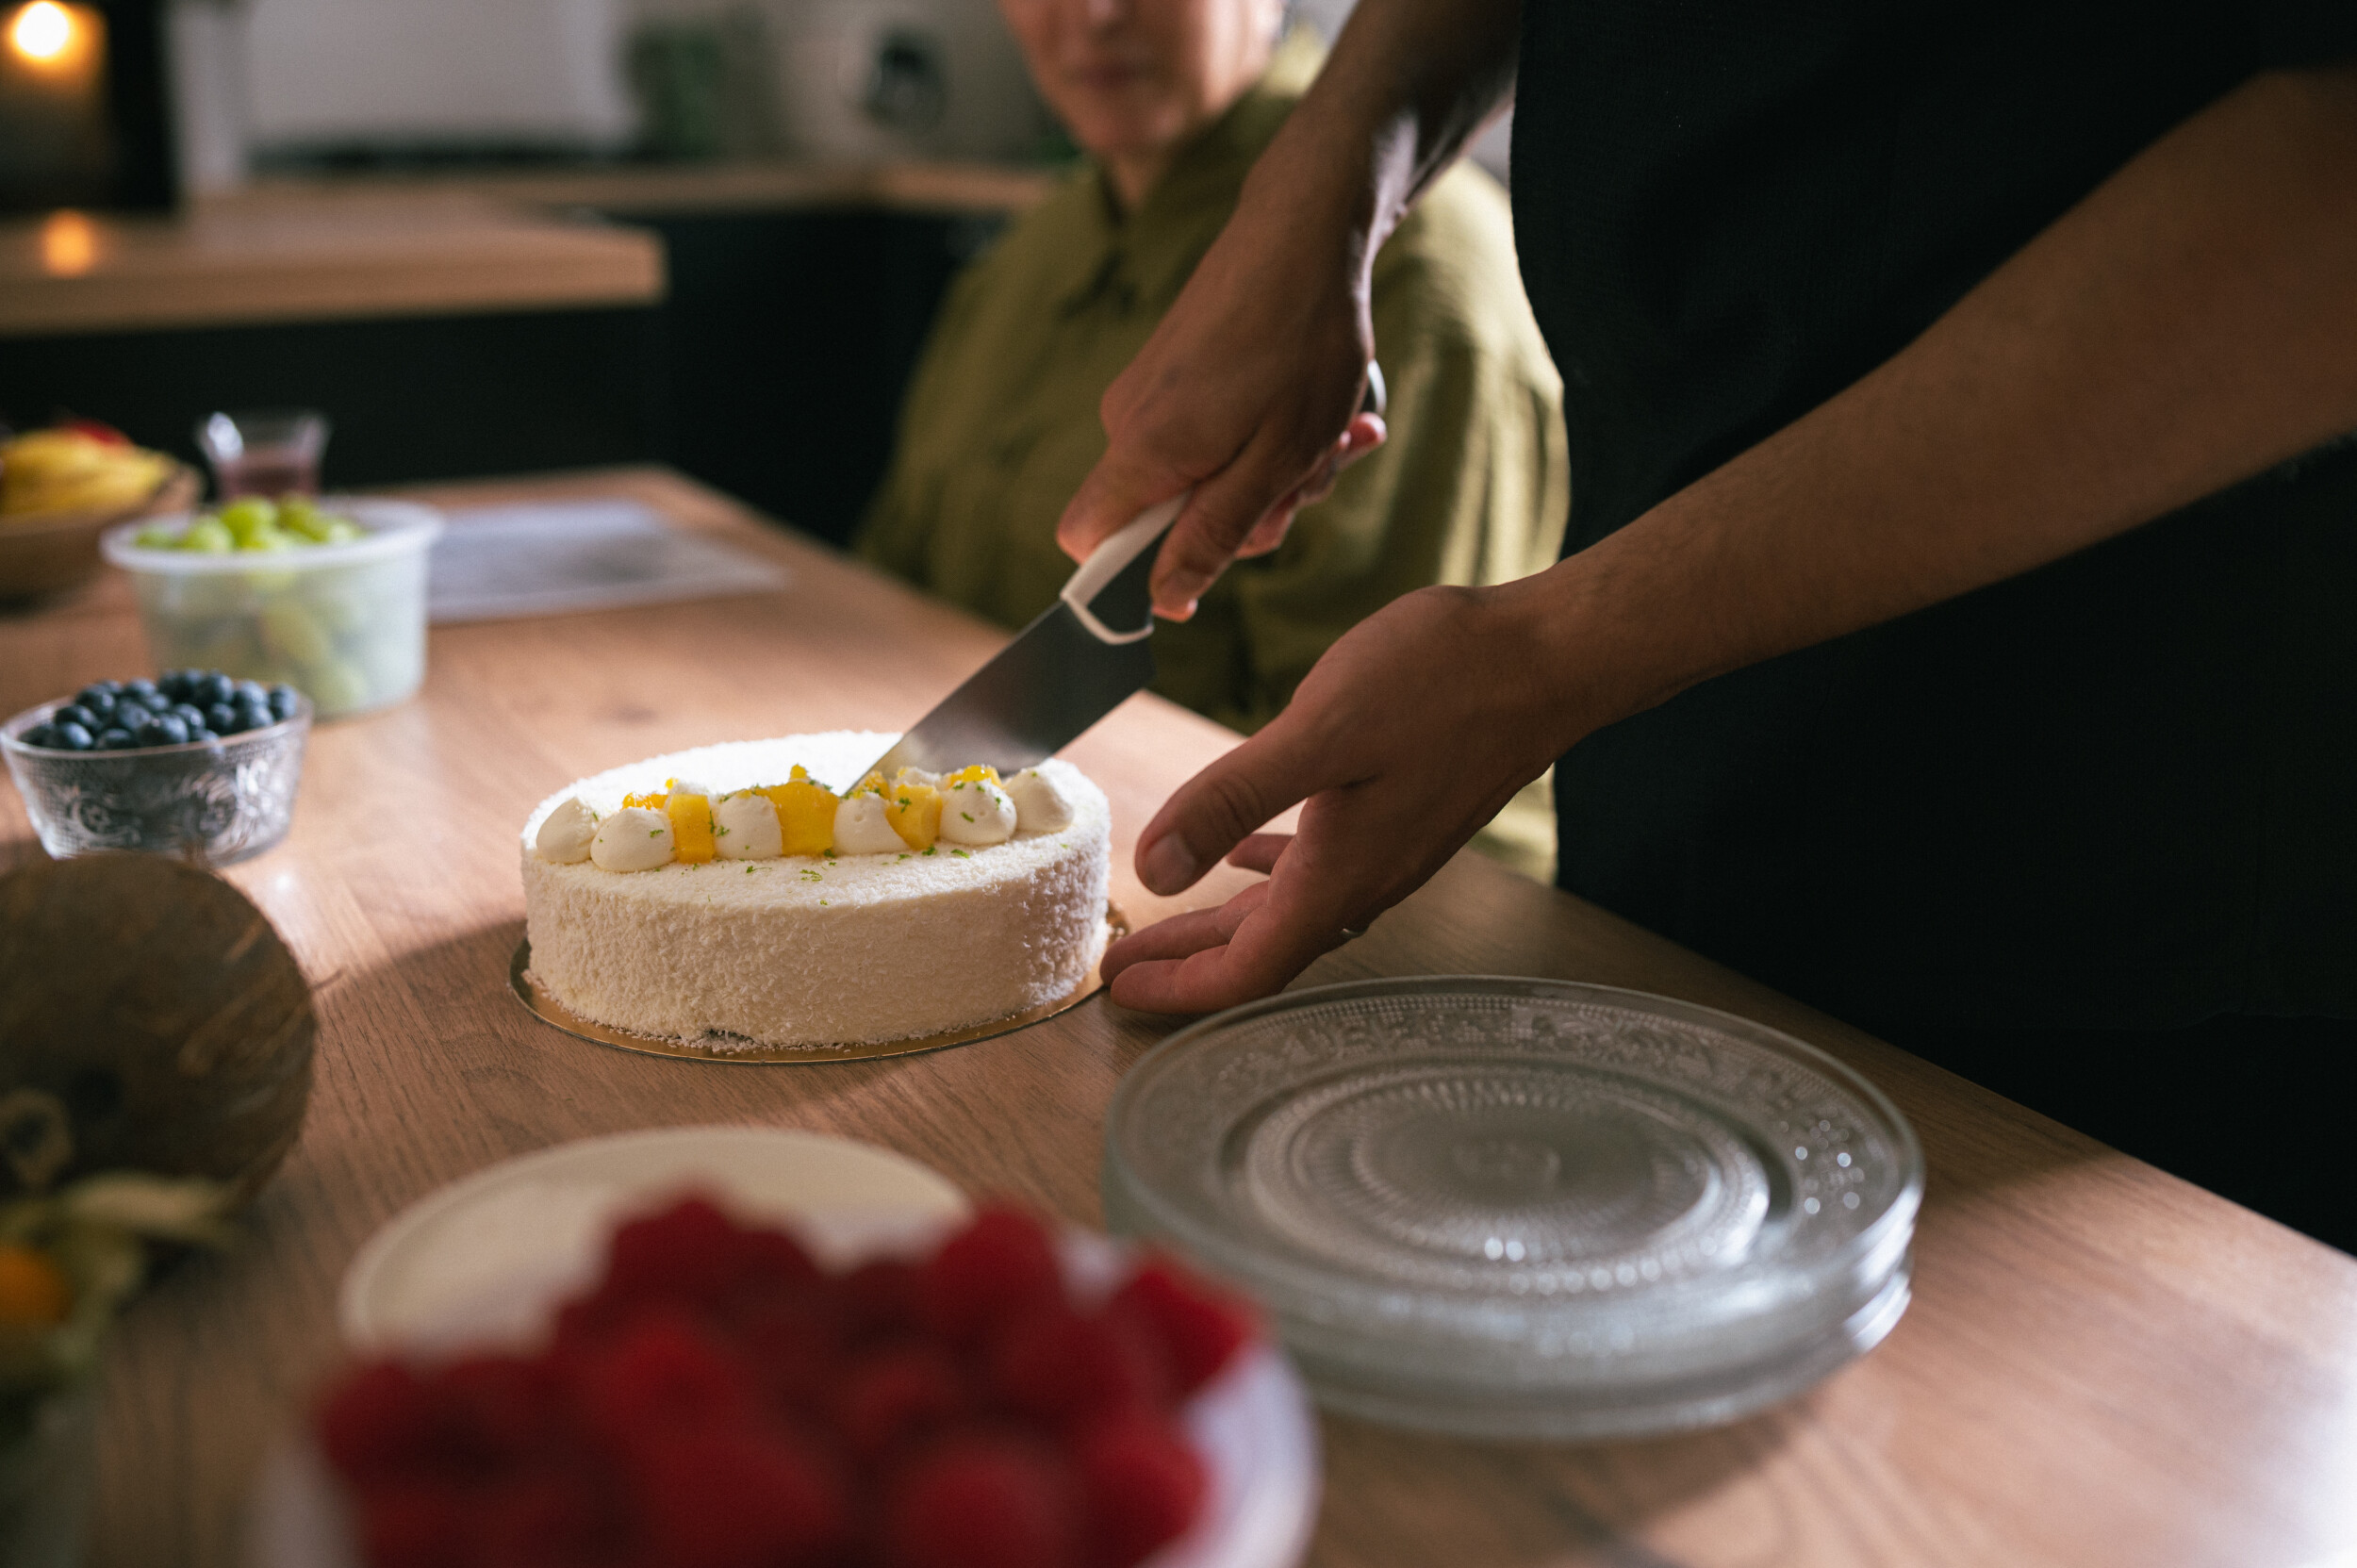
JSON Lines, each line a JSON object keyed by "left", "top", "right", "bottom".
{"left": 1, "top": 668, "right": 311, "bottom": 865}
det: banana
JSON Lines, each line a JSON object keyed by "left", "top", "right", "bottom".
{"left": 1, "top": 430, "right": 172, "bottom": 520}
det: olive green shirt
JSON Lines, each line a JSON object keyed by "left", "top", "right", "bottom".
{"left": 857, "top": 30, "right": 1568, "bottom": 734}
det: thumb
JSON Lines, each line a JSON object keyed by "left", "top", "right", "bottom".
{"left": 1058, "top": 446, "right": 1194, "bottom": 564}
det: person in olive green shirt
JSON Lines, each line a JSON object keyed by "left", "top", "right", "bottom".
{"left": 859, "top": 2, "right": 1565, "bottom": 753}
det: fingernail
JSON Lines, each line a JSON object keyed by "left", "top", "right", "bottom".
{"left": 1142, "top": 834, "right": 1198, "bottom": 893}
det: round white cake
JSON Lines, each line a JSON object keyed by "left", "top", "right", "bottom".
{"left": 519, "top": 732, "right": 1112, "bottom": 1049}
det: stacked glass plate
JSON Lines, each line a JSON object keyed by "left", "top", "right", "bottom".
{"left": 1103, "top": 977, "right": 1921, "bottom": 1440}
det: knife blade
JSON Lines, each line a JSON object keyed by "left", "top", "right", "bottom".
{"left": 854, "top": 495, "right": 1187, "bottom": 784}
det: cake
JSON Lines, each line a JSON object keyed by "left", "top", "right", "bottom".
{"left": 519, "top": 732, "right": 1112, "bottom": 1049}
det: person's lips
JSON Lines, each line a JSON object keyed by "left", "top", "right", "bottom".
{"left": 1064, "top": 53, "right": 1152, "bottom": 94}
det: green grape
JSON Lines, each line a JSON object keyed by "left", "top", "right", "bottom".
{"left": 320, "top": 518, "right": 361, "bottom": 544}
{"left": 260, "top": 601, "right": 332, "bottom": 666}
{"left": 280, "top": 503, "right": 335, "bottom": 542}
{"left": 218, "top": 498, "right": 277, "bottom": 543}
{"left": 133, "top": 523, "right": 177, "bottom": 549}
{"left": 244, "top": 526, "right": 294, "bottom": 553}
{"left": 304, "top": 658, "right": 369, "bottom": 715}
{"left": 182, "top": 518, "right": 235, "bottom": 553}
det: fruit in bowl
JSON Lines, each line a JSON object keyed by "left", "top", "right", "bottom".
{"left": 101, "top": 499, "right": 442, "bottom": 719}
{"left": 305, "top": 1200, "right": 1284, "bottom": 1568}
{"left": 0, "top": 423, "right": 174, "bottom": 519}
{"left": 0, "top": 423, "right": 196, "bottom": 602}
{"left": 1, "top": 668, "right": 312, "bottom": 864}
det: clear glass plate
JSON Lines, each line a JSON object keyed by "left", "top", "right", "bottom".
{"left": 1103, "top": 977, "right": 1922, "bottom": 1440}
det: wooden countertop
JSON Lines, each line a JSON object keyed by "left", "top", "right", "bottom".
{"left": 238, "top": 157, "right": 1061, "bottom": 220}
{"left": 4, "top": 467, "right": 2353, "bottom": 1567}
{"left": 0, "top": 192, "right": 664, "bottom": 339}
{"left": 0, "top": 159, "right": 1054, "bottom": 339}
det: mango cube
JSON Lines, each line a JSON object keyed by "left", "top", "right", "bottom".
{"left": 667, "top": 791, "right": 717, "bottom": 863}
{"left": 622, "top": 790, "right": 669, "bottom": 811}
{"left": 943, "top": 764, "right": 1001, "bottom": 788}
{"left": 884, "top": 776, "right": 942, "bottom": 850}
{"left": 760, "top": 765, "right": 836, "bottom": 856}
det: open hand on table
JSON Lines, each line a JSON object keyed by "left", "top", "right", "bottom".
{"left": 1101, "top": 579, "right": 1578, "bottom": 1015}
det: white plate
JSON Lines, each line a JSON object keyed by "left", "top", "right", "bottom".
{"left": 338, "top": 1125, "right": 968, "bottom": 1353}
{"left": 279, "top": 1127, "right": 1320, "bottom": 1568}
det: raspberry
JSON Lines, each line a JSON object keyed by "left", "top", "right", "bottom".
{"left": 982, "top": 1307, "right": 1165, "bottom": 1430}
{"left": 1074, "top": 1413, "right": 1207, "bottom": 1568}
{"left": 317, "top": 1361, "right": 440, "bottom": 1485}
{"left": 474, "top": 1468, "right": 620, "bottom": 1568}
{"left": 840, "top": 1258, "right": 923, "bottom": 1338}
{"left": 604, "top": 1195, "right": 748, "bottom": 1308}
{"left": 628, "top": 1426, "right": 848, "bottom": 1568}
{"left": 917, "top": 1208, "right": 1065, "bottom": 1345}
{"left": 574, "top": 1309, "right": 761, "bottom": 1444}
{"left": 728, "top": 1226, "right": 822, "bottom": 1291}
{"left": 732, "top": 1293, "right": 849, "bottom": 1418}
{"left": 355, "top": 1479, "right": 471, "bottom": 1568}
{"left": 833, "top": 1343, "right": 969, "bottom": 1463}
{"left": 433, "top": 1354, "right": 562, "bottom": 1467}
{"left": 1103, "top": 1259, "right": 1257, "bottom": 1397}
{"left": 882, "top": 1434, "right": 1081, "bottom": 1568}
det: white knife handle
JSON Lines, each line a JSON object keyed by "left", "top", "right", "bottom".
{"left": 1060, "top": 493, "right": 1188, "bottom": 645}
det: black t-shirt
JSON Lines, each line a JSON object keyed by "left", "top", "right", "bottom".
{"left": 1509, "top": 2, "right": 2357, "bottom": 1033}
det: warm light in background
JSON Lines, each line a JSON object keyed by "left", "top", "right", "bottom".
{"left": 7, "top": 2, "right": 91, "bottom": 72}
{"left": 39, "top": 209, "right": 97, "bottom": 276}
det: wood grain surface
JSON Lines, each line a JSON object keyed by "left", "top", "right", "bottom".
{"left": 232, "top": 158, "right": 1060, "bottom": 221}
{"left": 3, "top": 468, "right": 2352, "bottom": 1567}
{"left": 0, "top": 160, "right": 1052, "bottom": 339}
{"left": 0, "top": 194, "right": 662, "bottom": 338}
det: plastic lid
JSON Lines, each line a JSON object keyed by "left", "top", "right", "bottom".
{"left": 100, "top": 497, "right": 443, "bottom": 574}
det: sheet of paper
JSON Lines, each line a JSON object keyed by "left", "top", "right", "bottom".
{"left": 426, "top": 497, "right": 790, "bottom": 624}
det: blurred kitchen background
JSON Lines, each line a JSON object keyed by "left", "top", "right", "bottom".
{"left": 0, "top": 0, "right": 1508, "bottom": 545}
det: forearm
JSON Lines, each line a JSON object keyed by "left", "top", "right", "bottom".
{"left": 1058, "top": 0, "right": 1524, "bottom": 584}
{"left": 1261, "top": 0, "right": 1524, "bottom": 258}
{"left": 1516, "top": 63, "right": 2357, "bottom": 745}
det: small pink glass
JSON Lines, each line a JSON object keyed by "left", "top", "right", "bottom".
{"left": 195, "top": 410, "right": 330, "bottom": 500}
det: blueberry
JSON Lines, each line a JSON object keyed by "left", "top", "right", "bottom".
{"left": 97, "top": 728, "right": 139, "bottom": 750}
{"left": 157, "top": 716, "right": 191, "bottom": 746}
{"left": 121, "top": 678, "right": 159, "bottom": 702}
{"left": 171, "top": 702, "right": 207, "bottom": 730}
{"left": 233, "top": 701, "right": 272, "bottom": 733}
{"left": 268, "top": 685, "right": 300, "bottom": 719}
{"left": 189, "top": 727, "right": 219, "bottom": 744}
{"left": 192, "top": 671, "right": 233, "bottom": 706}
{"left": 53, "top": 704, "right": 95, "bottom": 732}
{"left": 133, "top": 718, "right": 167, "bottom": 747}
{"left": 85, "top": 679, "right": 122, "bottom": 697}
{"left": 206, "top": 702, "right": 239, "bottom": 734}
{"left": 74, "top": 687, "right": 117, "bottom": 719}
{"left": 22, "top": 724, "right": 57, "bottom": 749}
{"left": 54, "top": 721, "right": 95, "bottom": 751}
{"left": 234, "top": 679, "right": 268, "bottom": 705}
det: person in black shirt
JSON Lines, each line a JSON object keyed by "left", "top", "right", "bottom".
{"left": 1053, "top": 0, "right": 2357, "bottom": 1247}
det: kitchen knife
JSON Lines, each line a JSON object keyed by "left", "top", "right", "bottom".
{"left": 855, "top": 494, "right": 1186, "bottom": 784}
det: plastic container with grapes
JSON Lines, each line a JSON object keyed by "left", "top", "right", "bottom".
{"left": 101, "top": 500, "right": 442, "bottom": 720}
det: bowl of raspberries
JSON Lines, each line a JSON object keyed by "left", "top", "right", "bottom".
{"left": 270, "top": 1197, "right": 1319, "bottom": 1568}
{"left": 2, "top": 668, "right": 310, "bottom": 864}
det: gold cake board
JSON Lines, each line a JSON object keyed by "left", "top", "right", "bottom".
{"left": 506, "top": 906, "right": 1128, "bottom": 1065}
